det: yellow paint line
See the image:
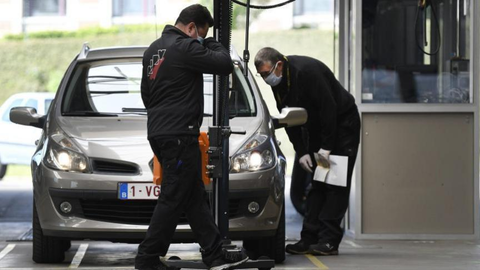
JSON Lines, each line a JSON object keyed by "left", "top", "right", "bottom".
{"left": 305, "top": 254, "right": 329, "bottom": 269}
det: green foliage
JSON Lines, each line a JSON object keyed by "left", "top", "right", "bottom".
{"left": 47, "top": 70, "right": 65, "bottom": 93}
{"left": 0, "top": 29, "right": 161, "bottom": 104}
{"left": 0, "top": 27, "right": 334, "bottom": 107}
{"left": 3, "top": 24, "right": 160, "bottom": 41}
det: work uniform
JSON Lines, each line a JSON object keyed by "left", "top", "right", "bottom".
{"left": 273, "top": 55, "right": 360, "bottom": 249}
{"left": 135, "top": 25, "right": 233, "bottom": 268}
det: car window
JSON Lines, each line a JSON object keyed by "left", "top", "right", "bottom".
{"left": 45, "top": 99, "right": 53, "bottom": 113}
{"left": 62, "top": 58, "right": 257, "bottom": 118}
{"left": 62, "top": 59, "right": 144, "bottom": 115}
{"left": 230, "top": 64, "right": 257, "bottom": 117}
{"left": 2, "top": 98, "right": 23, "bottom": 122}
{"left": 202, "top": 65, "right": 257, "bottom": 118}
{"left": 25, "top": 99, "right": 38, "bottom": 110}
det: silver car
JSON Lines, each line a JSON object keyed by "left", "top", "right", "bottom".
{"left": 11, "top": 45, "right": 306, "bottom": 264}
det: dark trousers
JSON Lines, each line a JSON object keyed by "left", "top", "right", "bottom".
{"left": 300, "top": 151, "right": 357, "bottom": 248}
{"left": 135, "top": 136, "right": 222, "bottom": 268}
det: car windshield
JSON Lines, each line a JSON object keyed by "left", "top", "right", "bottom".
{"left": 62, "top": 58, "right": 257, "bottom": 118}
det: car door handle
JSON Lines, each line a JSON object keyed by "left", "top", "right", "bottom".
{"left": 35, "top": 140, "right": 39, "bottom": 146}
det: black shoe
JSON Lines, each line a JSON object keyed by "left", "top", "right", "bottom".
{"left": 308, "top": 243, "right": 339, "bottom": 256}
{"left": 209, "top": 248, "right": 249, "bottom": 270}
{"left": 285, "top": 240, "right": 313, "bottom": 255}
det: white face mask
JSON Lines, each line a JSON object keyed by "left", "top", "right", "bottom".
{"left": 264, "top": 62, "right": 282, "bottom": 87}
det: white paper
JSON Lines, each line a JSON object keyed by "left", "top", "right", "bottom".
{"left": 313, "top": 166, "right": 329, "bottom": 182}
{"left": 313, "top": 155, "right": 348, "bottom": 187}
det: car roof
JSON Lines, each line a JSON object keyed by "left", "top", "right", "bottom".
{"left": 81, "top": 46, "right": 148, "bottom": 60}
{"left": 79, "top": 44, "right": 243, "bottom": 62}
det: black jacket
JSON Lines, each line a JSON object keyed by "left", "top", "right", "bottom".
{"left": 272, "top": 55, "right": 360, "bottom": 157}
{"left": 141, "top": 25, "right": 233, "bottom": 139}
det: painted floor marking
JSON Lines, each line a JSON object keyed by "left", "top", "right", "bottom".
{"left": 305, "top": 254, "right": 329, "bottom": 269}
{"left": 69, "top": 243, "right": 89, "bottom": 268}
{"left": 0, "top": 244, "right": 16, "bottom": 261}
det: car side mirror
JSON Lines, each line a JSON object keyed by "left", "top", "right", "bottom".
{"left": 10, "top": 107, "right": 46, "bottom": 129}
{"left": 271, "top": 107, "right": 308, "bottom": 129}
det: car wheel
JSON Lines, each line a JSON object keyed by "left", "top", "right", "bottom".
{"left": 62, "top": 240, "right": 72, "bottom": 251}
{"left": 0, "top": 163, "right": 7, "bottom": 180}
{"left": 32, "top": 199, "right": 69, "bottom": 263}
{"left": 290, "top": 154, "right": 311, "bottom": 216}
{"left": 243, "top": 200, "right": 286, "bottom": 263}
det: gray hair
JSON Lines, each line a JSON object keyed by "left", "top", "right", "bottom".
{"left": 254, "top": 47, "right": 284, "bottom": 69}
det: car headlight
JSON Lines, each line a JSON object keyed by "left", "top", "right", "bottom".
{"left": 44, "top": 131, "right": 90, "bottom": 173}
{"left": 230, "top": 134, "right": 275, "bottom": 173}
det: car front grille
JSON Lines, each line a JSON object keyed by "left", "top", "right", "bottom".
{"left": 80, "top": 198, "right": 242, "bottom": 225}
{"left": 91, "top": 159, "right": 139, "bottom": 175}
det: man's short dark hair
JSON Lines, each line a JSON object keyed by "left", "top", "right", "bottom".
{"left": 175, "top": 4, "right": 214, "bottom": 28}
{"left": 254, "top": 47, "right": 284, "bottom": 69}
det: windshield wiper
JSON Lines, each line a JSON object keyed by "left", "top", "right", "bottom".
{"left": 122, "top": 108, "right": 146, "bottom": 113}
{"left": 62, "top": 111, "right": 118, "bottom": 117}
{"left": 121, "top": 108, "right": 147, "bottom": 115}
{"left": 115, "top": 67, "right": 140, "bottom": 85}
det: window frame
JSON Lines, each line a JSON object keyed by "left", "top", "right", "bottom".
{"left": 23, "top": 0, "right": 66, "bottom": 17}
{"left": 112, "top": 0, "right": 155, "bottom": 17}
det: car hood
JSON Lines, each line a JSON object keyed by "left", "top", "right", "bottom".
{"left": 56, "top": 116, "right": 262, "bottom": 171}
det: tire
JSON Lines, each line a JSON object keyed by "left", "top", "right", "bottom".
{"left": 32, "top": 200, "right": 68, "bottom": 263}
{"left": 290, "top": 154, "right": 310, "bottom": 216}
{"left": 0, "top": 163, "right": 7, "bottom": 180}
{"left": 243, "top": 200, "right": 286, "bottom": 263}
{"left": 62, "top": 240, "right": 72, "bottom": 252}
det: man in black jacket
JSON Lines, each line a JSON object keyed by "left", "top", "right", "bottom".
{"left": 255, "top": 47, "right": 361, "bottom": 256}
{"left": 135, "top": 5, "right": 247, "bottom": 270}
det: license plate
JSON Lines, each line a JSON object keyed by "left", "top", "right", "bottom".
{"left": 118, "top": 183, "right": 161, "bottom": 200}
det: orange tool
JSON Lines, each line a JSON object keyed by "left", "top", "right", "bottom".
{"left": 153, "top": 132, "right": 211, "bottom": 185}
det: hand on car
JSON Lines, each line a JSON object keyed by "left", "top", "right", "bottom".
{"left": 299, "top": 154, "right": 313, "bottom": 173}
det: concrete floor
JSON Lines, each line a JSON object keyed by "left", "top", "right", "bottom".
{"left": 1, "top": 176, "right": 480, "bottom": 269}
{"left": 1, "top": 239, "right": 480, "bottom": 269}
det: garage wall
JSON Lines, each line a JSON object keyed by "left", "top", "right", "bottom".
{"left": 361, "top": 113, "right": 474, "bottom": 234}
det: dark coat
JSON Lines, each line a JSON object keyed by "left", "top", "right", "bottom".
{"left": 141, "top": 25, "right": 233, "bottom": 139}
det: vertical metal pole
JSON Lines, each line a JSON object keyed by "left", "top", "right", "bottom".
{"left": 243, "top": 0, "right": 251, "bottom": 77}
{"left": 220, "top": 86, "right": 230, "bottom": 242}
{"left": 457, "top": 0, "right": 461, "bottom": 56}
{"left": 212, "top": 1, "right": 220, "bottom": 222}
{"left": 213, "top": 0, "right": 232, "bottom": 241}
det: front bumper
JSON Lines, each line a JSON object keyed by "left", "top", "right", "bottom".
{"left": 34, "top": 162, "right": 285, "bottom": 242}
